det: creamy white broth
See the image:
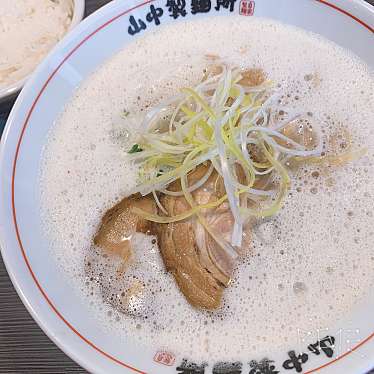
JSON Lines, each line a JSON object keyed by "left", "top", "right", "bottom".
{"left": 39, "top": 16, "right": 374, "bottom": 361}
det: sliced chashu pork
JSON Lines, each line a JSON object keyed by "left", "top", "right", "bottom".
{"left": 154, "top": 164, "right": 237, "bottom": 310}
{"left": 94, "top": 164, "right": 248, "bottom": 310}
{"left": 94, "top": 194, "right": 157, "bottom": 260}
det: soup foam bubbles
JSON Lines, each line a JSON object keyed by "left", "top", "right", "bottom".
{"left": 39, "top": 17, "right": 374, "bottom": 361}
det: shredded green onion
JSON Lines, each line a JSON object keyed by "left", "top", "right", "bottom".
{"left": 121, "top": 63, "right": 359, "bottom": 249}
{"left": 128, "top": 144, "right": 143, "bottom": 154}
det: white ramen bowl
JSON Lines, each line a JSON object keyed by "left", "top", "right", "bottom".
{"left": 0, "top": 0, "right": 373, "bottom": 373}
{"left": 0, "top": 0, "right": 85, "bottom": 102}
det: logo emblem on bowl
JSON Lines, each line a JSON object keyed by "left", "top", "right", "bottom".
{"left": 239, "top": 0, "right": 255, "bottom": 16}
{"left": 154, "top": 351, "right": 176, "bottom": 366}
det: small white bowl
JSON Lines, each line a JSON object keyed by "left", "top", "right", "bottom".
{"left": 0, "top": 0, "right": 85, "bottom": 103}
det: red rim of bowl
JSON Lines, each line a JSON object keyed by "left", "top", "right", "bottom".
{"left": 8, "top": 1, "right": 374, "bottom": 373}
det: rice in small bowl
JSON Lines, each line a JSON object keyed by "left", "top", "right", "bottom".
{"left": 0, "top": 0, "right": 85, "bottom": 102}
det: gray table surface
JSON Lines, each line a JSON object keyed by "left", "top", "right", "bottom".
{"left": 1, "top": 0, "right": 374, "bottom": 373}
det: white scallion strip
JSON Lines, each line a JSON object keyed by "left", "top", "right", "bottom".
{"left": 214, "top": 115, "right": 243, "bottom": 247}
{"left": 152, "top": 190, "right": 168, "bottom": 215}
